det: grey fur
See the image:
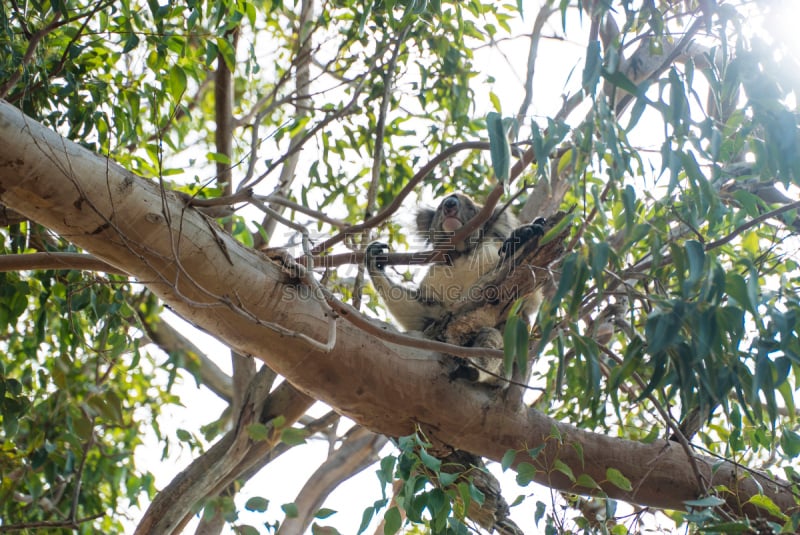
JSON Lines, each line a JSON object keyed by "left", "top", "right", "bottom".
{"left": 366, "top": 193, "right": 518, "bottom": 333}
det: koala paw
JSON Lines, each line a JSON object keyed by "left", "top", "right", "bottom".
{"left": 365, "top": 241, "right": 390, "bottom": 272}
{"left": 499, "top": 218, "right": 547, "bottom": 259}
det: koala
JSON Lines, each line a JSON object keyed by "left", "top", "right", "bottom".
{"left": 365, "top": 193, "right": 546, "bottom": 384}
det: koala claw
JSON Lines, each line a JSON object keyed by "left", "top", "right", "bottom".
{"left": 499, "top": 218, "right": 547, "bottom": 259}
{"left": 365, "top": 241, "right": 390, "bottom": 271}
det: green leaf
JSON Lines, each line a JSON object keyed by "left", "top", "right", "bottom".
{"left": 645, "top": 305, "right": 682, "bottom": 356}
{"left": 622, "top": 185, "right": 636, "bottom": 232}
{"left": 457, "top": 481, "right": 472, "bottom": 515}
{"left": 685, "top": 240, "right": 705, "bottom": 286}
{"left": 553, "top": 459, "right": 575, "bottom": 482}
{"left": 3, "top": 414, "right": 18, "bottom": 438}
{"left": 515, "top": 462, "right": 537, "bottom": 486}
{"left": 383, "top": 506, "right": 402, "bottom": 534}
{"left": 102, "top": 391, "right": 124, "bottom": 423}
{"left": 640, "top": 426, "right": 660, "bottom": 444}
{"left": 167, "top": 65, "right": 187, "bottom": 100}
{"left": 280, "top": 427, "right": 308, "bottom": 446}
{"left": 528, "top": 444, "right": 545, "bottom": 459}
{"left": 311, "top": 524, "right": 342, "bottom": 535}
{"left": 468, "top": 481, "right": 485, "bottom": 505}
{"left": 418, "top": 448, "right": 441, "bottom": 473}
{"left": 237, "top": 525, "right": 260, "bottom": 535}
{"left": 282, "top": 502, "right": 299, "bottom": 518}
{"left": 605, "top": 468, "right": 632, "bottom": 491}
{"left": 535, "top": 500, "right": 547, "bottom": 526}
{"left": 315, "top": 508, "right": 337, "bottom": 519}
{"left": 427, "top": 488, "right": 446, "bottom": 516}
{"left": 668, "top": 68, "right": 687, "bottom": 128}
{"left": 780, "top": 428, "right": 800, "bottom": 456}
{"left": 357, "top": 506, "right": 375, "bottom": 535}
{"left": 438, "top": 471, "right": 459, "bottom": 487}
{"left": 611, "top": 523, "right": 630, "bottom": 534}
{"left": 272, "top": 415, "right": 287, "bottom": 428}
{"left": 514, "top": 318, "right": 529, "bottom": 374}
{"left": 610, "top": 336, "right": 644, "bottom": 389}
{"left": 501, "top": 449, "right": 517, "bottom": 472}
{"left": 247, "top": 423, "right": 270, "bottom": 441}
{"left": 206, "top": 151, "right": 232, "bottom": 164}
{"left": 777, "top": 381, "right": 797, "bottom": 422}
{"left": 582, "top": 40, "right": 602, "bottom": 93}
{"left": 377, "top": 456, "right": 396, "bottom": 487}
{"left": 216, "top": 37, "right": 236, "bottom": 72}
{"left": 552, "top": 252, "right": 578, "bottom": 307}
{"left": 245, "top": 496, "right": 269, "bottom": 512}
{"left": 571, "top": 441, "right": 584, "bottom": 468}
{"left": 487, "top": 111, "right": 511, "bottom": 181}
{"left": 122, "top": 33, "right": 140, "bottom": 53}
{"left": 488, "top": 91, "right": 502, "bottom": 113}
{"left": 589, "top": 241, "right": 610, "bottom": 291}
{"left": 601, "top": 69, "right": 639, "bottom": 95}
{"left": 503, "top": 314, "right": 519, "bottom": 378}
{"left": 576, "top": 473, "right": 600, "bottom": 490}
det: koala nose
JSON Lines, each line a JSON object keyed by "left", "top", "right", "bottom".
{"left": 443, "top": 195, "right": 459, "bottom": 215}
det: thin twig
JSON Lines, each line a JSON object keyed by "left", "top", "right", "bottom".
{"left": 0, "top": 513, "right": 105, "bottom": 533}
{"left": 515, "top": 7, "right": 558, "bottom": 126}
{"left": 0, "top": 252, "right": 124, "bottom": 274}
{"left": 309, "top": 141, "right": 491, "bottom": 255}
{"left": 353, "top": 26, "right": 410, "bottom": 310}
{"left": 70, "top": 424, "right": 95, "bottom": 521}
{"left": 257, "top": 194, "right": 349, "bottom": 228}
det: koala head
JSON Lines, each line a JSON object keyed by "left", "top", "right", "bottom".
{"left": 416, "top": 193, "right": 514, "bottom": 252}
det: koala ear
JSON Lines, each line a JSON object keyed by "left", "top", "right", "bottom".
{"left": 416, "top": 207, "right": 436, "bottom": 239}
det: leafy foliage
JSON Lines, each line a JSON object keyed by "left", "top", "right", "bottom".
{"left": 362, "top": 433, "right": 486, "bottom": 535}
{"left": 0, "top": 234, "right": 171, "bottom": 532}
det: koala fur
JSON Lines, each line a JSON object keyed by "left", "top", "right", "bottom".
{"left": 365, "top": 193, "right": 544, "bottom": 385}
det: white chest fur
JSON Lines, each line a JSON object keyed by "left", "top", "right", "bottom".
{"left": 418, "top": 239, "right": 501, "bottom": 309}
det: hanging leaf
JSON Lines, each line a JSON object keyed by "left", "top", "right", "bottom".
{"left": 582, "top": 40, "right": 602, "bottom": 94}
{"left": 487, "top": 111, "right": 511, "bottom": 181}
{"left": 606, "top": 468, "right": 632, "bottom": 492}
